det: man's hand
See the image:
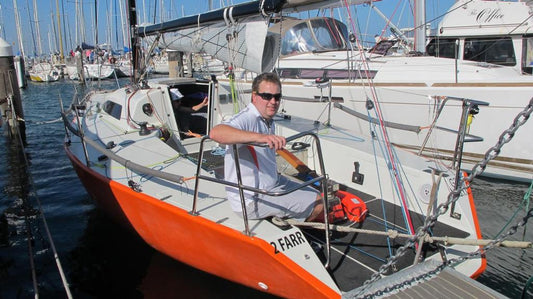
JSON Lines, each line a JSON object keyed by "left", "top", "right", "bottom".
{"left": 259, "top": 134, "right": 286, "bottom": 150}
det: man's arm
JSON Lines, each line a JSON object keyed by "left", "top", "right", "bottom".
{"left": 210, "top": 124, "right": 286, "bottom": 149}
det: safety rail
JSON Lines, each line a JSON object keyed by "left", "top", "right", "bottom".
{"left": 192, "top": 131, "right": 335, "bottom": 268}
{"left": 416, "top": 96, "right": 489, "bottom": 218}
{"left": 445, "top": 97, "right": 488, "bottom": 218}
{"left": 61, "top": 111, "right": 186, "bottom": 185}
{"left": 419, "top": 96, "right": 488, "bottom": 154}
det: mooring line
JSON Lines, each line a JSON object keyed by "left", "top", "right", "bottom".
{"left": 14, "top": 124, "right": 73, "bottom": 299}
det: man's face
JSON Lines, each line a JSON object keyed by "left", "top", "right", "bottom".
{"left": 252, "top": 81, "right": 281, "bottom": 120}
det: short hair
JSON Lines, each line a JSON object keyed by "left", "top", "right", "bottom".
{"left": 251, "top": 72, "right": 281, "bottom": 93}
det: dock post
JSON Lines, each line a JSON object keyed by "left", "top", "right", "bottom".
{"left": 0, "top": 37, "right": 26, "bottom": 144}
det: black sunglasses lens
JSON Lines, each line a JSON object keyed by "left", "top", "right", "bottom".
{"left": 258, "top": 93, "right": 281, "bottom": 101}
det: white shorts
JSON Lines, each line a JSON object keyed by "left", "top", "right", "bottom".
{"left": 237, "top": 176, "right": 319, "bottom": 221}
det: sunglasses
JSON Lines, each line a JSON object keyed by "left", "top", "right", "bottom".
{"left": 255, "top": 92, "right": 282, "bottom": 102}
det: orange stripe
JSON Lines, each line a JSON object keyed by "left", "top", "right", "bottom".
{"left": 247, "top": 145, "right": 259, "bottom": 170}
{"left": 463, "top": 171, "right": 487, "bottom": 279}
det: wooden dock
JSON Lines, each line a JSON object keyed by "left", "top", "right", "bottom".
{"left": 344, "top": 261, "right": 506, "bottom": 298}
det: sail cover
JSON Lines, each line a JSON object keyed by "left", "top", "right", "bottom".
{"left": 158, "top": 18, "right": 280, "bottom": 74}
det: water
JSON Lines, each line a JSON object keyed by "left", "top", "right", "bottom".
{"left": 1, "top": 79, "right": 531, "bottom": 298}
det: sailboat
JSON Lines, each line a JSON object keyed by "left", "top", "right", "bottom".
{"left": 61, "top": 0, "right": 531, "bottom": 297}
{"left": 27, "top": 0, "right": 61, "bottom": 83}
{"left": 28, "top": 60, "right": 61, "bottom": 82}
{"left": 210, "top": 0, "right": 533, "bottom": 182}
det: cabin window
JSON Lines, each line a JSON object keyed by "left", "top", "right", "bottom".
{"left": 300, "top": 69, "right": 325, "bottom": 79}
{"left": 463, "top": 37, "right": 515, "bottom": 66}
{"left": 102, "top": 101, "right": 122, "bottom": 120}
{"left": 327, "top": 70, "right": 352, "bottom": 79}
{"left": 309, "top": 18, "right": 347, "bottom": 50}
{"left": 281, "top": 23, "right": 317, "bottom": 55}
{"left": 522, "top": 36, "right": 533, "bottom": 74}
{"left": 276, "top": 68, "right": 377, "bottom": 80}
{"left": 369, "top": 40, "right": 397, "bottom": 55}
{"left": 426, "top": 38, "right": 458, "bottom": 59}
{"left": 280, "top": 18, "right": 347, "bottom": 56}
{"left": 278, "top": 68, "right": 300, "bottom": 79}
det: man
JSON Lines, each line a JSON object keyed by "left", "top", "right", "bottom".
{"left": 170, "top": 88, "right": 209, "bottom": 138}
{"left": 210, "top": 72, "right": 324, "bottom": 221}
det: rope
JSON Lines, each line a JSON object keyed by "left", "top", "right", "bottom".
{"left": 354, "top": 97, "right": 533, "bottom": 297}
{"left": 272, "top": 217, "right": 532, "bottom": 249}
{"left": 522, "top": 274, "right": 533, "bottom": 299}
{"left": 523, "top": 179, "right": 532, "bottom": 241}
{"left": 12, "top": 110, "right": 73, "bottom": 298}
{"left": 493, "top": 179, "right": 533, "bottom": 239}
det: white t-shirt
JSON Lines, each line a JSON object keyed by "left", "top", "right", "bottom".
{"left": 223, "top": 103, "right": 279, "bottom": 212}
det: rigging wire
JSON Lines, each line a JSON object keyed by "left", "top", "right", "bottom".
{"left": 341, "top": 0, "right": 416, "bottom": 235}
{"left": 10, "top": 102, "right": 73, "bottom": 298}
{"left": 366, "top": 109, "right": 394, "bottom": 258}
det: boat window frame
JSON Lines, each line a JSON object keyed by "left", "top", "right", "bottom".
{"left": 426, "top": 38, "right": 458, "bottom": 59}
{"left": 102, "top": 100, "right": 122, "bottom": 120}
{"left": 168, "top": 81, "right": 212, "bottom": 141}
{"left": 309, "top": 18, "right": 348, "bottom": 51}
{"left": 280, "top": 18, "right": 348, "bottom": 56}
{"left": 276, "top": 68, "right": 377, "bottom": 80}
{"left": 463, "top": 36, "right": 516, "bottom": 66}
{"left": 522, "top": 35, "right": 533, "bottom": 74}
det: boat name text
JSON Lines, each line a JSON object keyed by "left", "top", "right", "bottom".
{"left": 471, "top": 8, "right": 504, "bottom": 24}
{"left": 270, "top": 232, "right": 306, "bottom": 254}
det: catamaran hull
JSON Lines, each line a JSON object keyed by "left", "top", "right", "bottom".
{"left": 64, "top": 144, "right": 341, "bottom": 299}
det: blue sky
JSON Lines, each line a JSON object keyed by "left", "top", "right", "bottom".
{"left": 0, "top": 0, "right": 454, "bottom": 58}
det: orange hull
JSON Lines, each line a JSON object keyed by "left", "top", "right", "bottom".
{"left": 65, "top": 146, "right": 340, "bottom": 298}
{"left": 66, "top": 145, "right": 134, "bottom": 231}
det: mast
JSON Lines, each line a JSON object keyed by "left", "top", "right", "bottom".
{"left": 12, "top": 0, "right": 25, "bottom": 58}
{"left": 25, "top": 0, "right": 37, "bottom": 58}
{"left": 0, "top": 4, "right": 6, "bottom": 38}
{"left": 33, "top": 0, "right": 43, "bottom": 56}
{"left": 414, "top": 0, "right": 426, "bottom": 53}
{"left": 118, "top": 0, "right": 128, "bottom": 50}
{"left": 127, "top": 0, "right": 140, "bottom": 83}
{"left": 55, "top": 0, "right": 64, "bottom": 62}
{"left": 94, "top": 0, "right": 98, "bottom": 45}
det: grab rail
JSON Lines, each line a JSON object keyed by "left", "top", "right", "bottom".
{"left": 61, "top": 111, "right": 186, "bottom": 185}
{"left": 192, "top": 131, "right": 334, "bottom": 268}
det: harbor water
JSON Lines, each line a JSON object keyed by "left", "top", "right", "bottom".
{"left": 1, "top": 79, "right": 532, "bottom": 298}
